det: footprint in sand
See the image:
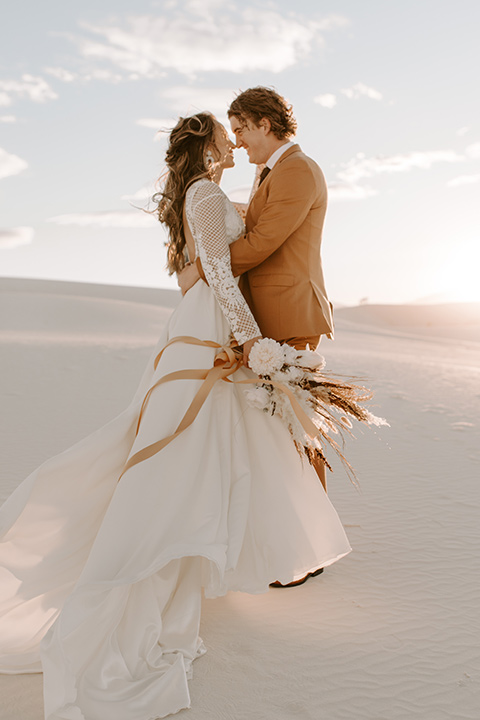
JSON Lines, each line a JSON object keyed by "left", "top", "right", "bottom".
{"left": 451, "top": 421, "right": 475, "bottom": 431}
{"left": 422, "top": 404, "right": 448, "bottom": 414}
{"left": 390, "top": 391, "right": 408, "bottom": 400}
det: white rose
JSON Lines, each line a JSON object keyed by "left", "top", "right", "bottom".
{"left": 296, "top": 350, "right": 326, "bottom": 371}
{"left": 248, "top": 338, "right": 285, "bottom": 376}
{"left": 281, "top": 344, "right": 299, "bottom": 365}
{"left": 282, "top": 366, "right": 304, "bottom": 382}
{"left": 245, "top": 386, "right": 271, "bottom": 410}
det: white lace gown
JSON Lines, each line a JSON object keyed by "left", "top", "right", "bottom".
{"left": 0, "top": 179, "right": 351, "bottom": 719}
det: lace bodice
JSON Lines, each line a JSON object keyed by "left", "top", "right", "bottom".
{"left": 185, "top": 179, "right": 261, "bottom": 345}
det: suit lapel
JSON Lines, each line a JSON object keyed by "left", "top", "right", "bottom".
{"left": 246, "top": 144, "right": 302, "bottom": 229}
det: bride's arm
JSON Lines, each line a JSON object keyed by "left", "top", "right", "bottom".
{"left": 188, "top": 183, "right": 261, "bottom": 346}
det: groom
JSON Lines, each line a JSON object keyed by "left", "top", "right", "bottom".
{"left": 178, "top": 86, "right": 333, "bottom": 550}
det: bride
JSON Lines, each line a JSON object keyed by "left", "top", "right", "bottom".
{"left": 0, "top": 112, "right": 351, "bottom": 719}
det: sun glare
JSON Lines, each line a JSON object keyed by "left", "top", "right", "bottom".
{"left": 432, "top": 241, "right": 480, "bottom": 303}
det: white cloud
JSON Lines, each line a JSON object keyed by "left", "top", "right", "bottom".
{"left": 314, "top": 82, "right": 382, "bottom": 111}
{"left": 136, "top": 117, "right": 177, "bottom": 141}
{"left": 0, "top": 147, "right": 28, "bottom": 180}
{"left": 185, "top": 0, "right": 225, "bottom": 14}
{"left": 447, "top": 173, "right": 480, "bottom": 187}
{"left": 465, "top": 142, "right": 480, "bottom": 159}
{"left": 48, "top": 210, "right": 158, "bottom": 228}
{"left": 73, "top": 10, "right": 348, "bottom": 77}
{"left": 44, "top": 66, "right": 123, "bottom": 84}
{"left": 0, "top": 226, "right": 34, "bottom": 249}
{"left": 341, "top": 82, "right": 383, "bottom": 101}
{"left": 330, "top": 147, "right": 466, "bottom": 198}
{"left": 327, "top": 182, "right": 377, "bottom": 201}
{"left": 0, "top": 115, "right": 17, "bottom": 123}
{"left": 121, "top": 184, "right": 158, "bottom": 202}
{"left": 162, "top": 86, "right": 234, "bottom": 116}
{"left": 44, "top": 66, "right": 77, "bottom": 83}
{"left": 0, "top": 74, "right": 58, "bottom": 105}
{"left": 457, "top": 126, "right": 470, "bottom": 137}
{"left": 337, "top": 150, "right": 463, "bottom": 184}
{"left": 314, "top": 93, "right": 337, "bottom": 109}
{"left": 87, "top": 68, "right": 123, "bottom": 83}
{"left": 136, "top": 117, "right": 176, "bottom": 129}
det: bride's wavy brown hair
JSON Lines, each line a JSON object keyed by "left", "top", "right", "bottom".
{"left": 154, "top": 113, "right": 217, "bottom": 275}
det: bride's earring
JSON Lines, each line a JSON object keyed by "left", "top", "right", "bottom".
{"left": 205, "top": 150, "right": 214, "bottom": 169}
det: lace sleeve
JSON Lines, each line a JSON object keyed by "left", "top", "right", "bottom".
{"left": 186, "top": 181, "right": 261, "bottom": 345}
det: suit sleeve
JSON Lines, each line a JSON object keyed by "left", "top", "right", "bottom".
{"left": 228, "top": 160, "right": 321, "bottom": 276}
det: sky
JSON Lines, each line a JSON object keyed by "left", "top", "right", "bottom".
{"left": 1, "top": 0, "right": 479, "bottom": 305}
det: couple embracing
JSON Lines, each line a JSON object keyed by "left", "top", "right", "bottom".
{"left": 0, "top": 86, "right": 351, "bottom": 719}
{"left": 178, "top": 86, "right": 335, "bottom": 490}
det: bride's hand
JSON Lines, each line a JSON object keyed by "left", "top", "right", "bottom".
{"left": 177, "top": 262, "right": 200, "bottom": 295}
{"left": 242, "top": 336, "right": 262, "bottom": 367}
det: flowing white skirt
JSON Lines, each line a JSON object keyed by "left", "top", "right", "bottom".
{"left": 0, "top": 281, "right": 351, "bottom": 719}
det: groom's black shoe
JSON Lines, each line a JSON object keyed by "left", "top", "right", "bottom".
{"left": 269, "top": 567, "right": 324, "bottom": 588}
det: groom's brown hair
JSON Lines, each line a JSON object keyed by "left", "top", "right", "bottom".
{"left": 228, "top": 86, "right": 297, "bottom": 140}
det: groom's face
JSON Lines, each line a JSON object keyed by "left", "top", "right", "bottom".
{"left": 230, "top": 116, "right": 270, "bottom": 165}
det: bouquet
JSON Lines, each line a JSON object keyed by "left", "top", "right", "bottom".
{"left": 245, "top": 338, "right": 388, "bottom": 482}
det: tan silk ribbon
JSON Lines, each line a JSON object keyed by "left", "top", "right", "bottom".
{"left": 118, "top": 336, "right": 320, "bottom": 481}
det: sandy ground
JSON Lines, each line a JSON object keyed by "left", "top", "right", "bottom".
{"left": 1, "top": 279, "right": 479, "bottom": 720}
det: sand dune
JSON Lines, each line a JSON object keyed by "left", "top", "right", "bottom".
{"left": 0, "top": 278, "right": 179, "bottom": 347}
{"left": 1, "top": 279, "right": 479, "bottom": 720}
{"left": 0, "top": 277, "right": 181, "bottom": 308}
{"left": 335, "top": 302, "right": 480, "bottom": 343}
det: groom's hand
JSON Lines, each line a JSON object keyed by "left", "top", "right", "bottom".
{"left": 177, "top": 262, "right": 200, "bottom": 295}
{"left": 242, "top": 336, "right": 262, "bottom": 367}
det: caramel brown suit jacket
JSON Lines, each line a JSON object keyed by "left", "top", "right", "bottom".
{"left": 198, "top": 144, "right": 334, "bottom": 341}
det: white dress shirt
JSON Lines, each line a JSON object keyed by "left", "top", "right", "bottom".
{"left": 266, "top": 140, "right": 295, "bottom": 169}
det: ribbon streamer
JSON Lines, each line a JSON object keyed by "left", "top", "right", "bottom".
{"left": 118, "top": 336, "right": 320, "bottom": 482}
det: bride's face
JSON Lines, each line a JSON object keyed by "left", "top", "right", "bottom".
{"left": 211, "top": 123, "right": 235, "bottom": 170}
